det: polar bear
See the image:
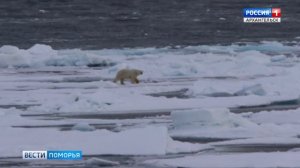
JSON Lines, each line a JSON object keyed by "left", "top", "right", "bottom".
{"left": 113, "top": 69, "right": 143, "bottom": 85}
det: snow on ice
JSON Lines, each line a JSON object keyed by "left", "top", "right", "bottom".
{"left": 170, "top": 108, "right": 300, "bottom": 139}
{"left": 0, "top": 126, "right": 186, "bottom": 157}
{"left": 144, "top": 151, "right": 300, "bottom": 168}
{"left": 1, "top": 41, "right": 300, "bottom": 166}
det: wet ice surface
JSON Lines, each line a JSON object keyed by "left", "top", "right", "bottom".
{"left": 1, "top": 42, "right": 300, "bottom": 167}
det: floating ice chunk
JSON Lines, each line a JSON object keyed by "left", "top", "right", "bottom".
{"left": 271, "top": 55, "right": 287, "bottom": 62}
{"left": 39, "top": 9, "right": 47, "bottom": 13}
{"left": 236, "top": 50, "right": 271, "bottom": 64}
{"left": 171, "top": 107, "right": 300, "bottom": 139}
{"left": 28, "top": 44, "right": 57, "bottom": 56}
{"left": 171, "top": 108, "right": 257, "bottom": 129}
{"left": 0, "top": 45, "right": 20, "bottom": 54}
{"left": 189, "top": 80, "right": 238, "bottom": 98}
{"left": 247, "top": 108, "right": 300, "bottom": 124}
{"left": 0, "top": 45, "right": 29, "bottom": 68}
{"left": 72, "top": 122, "right": 96, "bottom": 132}
{"left": 0, "top": 44, "right": 116, "bottom": 68}
{"left": 172, "top": 108, "right": 214, "bottom": 128}
{"left": 234, "top": 84, "right": 266, "bottom": 96}
{"left": 190, "top": 80, "right": 266, "bottom": 98}
{"left": 85, "top": 157, "right": 120, "bottom": 166}
{"left": 0, "top": 44, "right": 57, "bottom": 68}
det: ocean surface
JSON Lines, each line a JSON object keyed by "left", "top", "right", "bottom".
{"left": 0, "top": 0, "right": 299, "bottom": 49}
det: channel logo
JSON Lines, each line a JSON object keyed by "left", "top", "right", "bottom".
{"left": 243, "top": 8, "right": 281, "bottom": 23}
{"left": 22, "top": 150, "right": 82, "bottom": 160}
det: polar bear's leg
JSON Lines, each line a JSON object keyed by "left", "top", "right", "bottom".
{"left": 120, "top": 78, "right": 125, "bottom": 85}
{"left": 130, "top": 76, "right": 139, "bottom": 84}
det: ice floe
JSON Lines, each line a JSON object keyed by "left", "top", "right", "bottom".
{"left": 85, "top": 157, "right": 120, "bottom": 166}
{"left": 170, "top": 108, "right": 263, "bottom": 139}
{"left": 171, "top": 108, "right": 257, "bottom": 129}
{"left": 245, "top": 108, "right": 300, "bottom": 124}
{"left": 170, "top": 108, "right": 300, "bottom": 139}
{"left": 0, "top": 42, "right": 299, "bottom": 79}
{"left": 0, "top": 125, "right": 207, "bottom": 157}
{"left": 72, "top": 122, "right": 96, "bottom": 132}
{"left": 144, "top": 151, "right": 300, "bottom": 168}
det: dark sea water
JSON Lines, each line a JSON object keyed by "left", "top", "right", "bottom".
{"left": 0, "top": 0, "right": 299, "bottom": 49}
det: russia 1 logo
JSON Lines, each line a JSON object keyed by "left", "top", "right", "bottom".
{"left": 243, "top": 8, "right": 281, "bottom": 23}
{"left": 272, "top": 8, "right": 281, "bottom": 18}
